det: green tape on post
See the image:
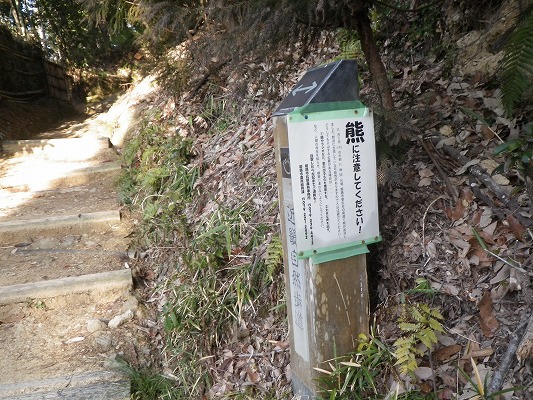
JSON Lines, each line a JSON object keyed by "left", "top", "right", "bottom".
{"left": 298, "top": 236, "right": 382, "bottom": 264}
{"left": 289, "top": 101, "right": 370, "bottom": 124}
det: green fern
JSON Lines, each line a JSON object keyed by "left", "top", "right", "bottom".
{"left": 501, "top": 9, "right": 533, "bottom": 115}
{"left": 398, "top": 322, "right": 420, "bottom": 332}
{"left": 393, "top": 302, "right": 443, "bottom": 375}
{"left": 264, "top": 235, "right": 283, "bottom": 281}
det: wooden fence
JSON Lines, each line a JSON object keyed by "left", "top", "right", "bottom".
{"left": 43, "top": 60, "right": 70, "bottom": 101}
{"left": 0, "top": 38, "right": 70, "bottom": 103}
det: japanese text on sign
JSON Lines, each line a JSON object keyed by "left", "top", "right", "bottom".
{"left": 284, "top": 200, "right": 310, "bottom": 361}
{"left": 287, "top": 113, "right": 379, "bottom": 255}
{"left": 280, "top": 154, "right": 310, "bottom": 362}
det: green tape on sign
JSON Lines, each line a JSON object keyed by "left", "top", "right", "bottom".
{"left": 288, "top": 101, "right": 369, "bottom": 123}
{"left": 298, "top": 236, "right": 382, "bottom": 264}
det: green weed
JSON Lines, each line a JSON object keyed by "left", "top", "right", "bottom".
{"left": 316, "top": 332, "right": 394, "bottom": 399}
{"left": 493, "top": 121, "right": 533, "bottom": 210}
{"left": 26, "top": 299, "right": 48, "bottom": 310}
{"left": 119, "top": 95, "right": 280, "bottom": 398}
{"left": 121, "top": 362, "right": 185, "bottom": 400}
{"left": 500, "top": 9, "right": 533, "bottom": 115}
{"left": 264, "top": 234, "right": 283, "bottom": 282}
{"left": 457, "top": 360, "right": 523, "bottom": 400}
{"left": 393, "top": 302, "right": 443, "bottom": 375}
{"left": 201, "top": 94, "right": 238, "bottom": 134}
{"left": 315, "top": 280, "right": 445, "bottom": 399}
{"left": 163, "top": 273, "right": 239, "bottom": 347}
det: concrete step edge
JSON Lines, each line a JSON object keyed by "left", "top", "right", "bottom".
{"left": 0, "top": 210, "right": 121, "bottom": 228}
{"left": 0, "top": 210, "right": 122, "bottom": 244}
{"left": 0, "top": 268, "right": 132, "bottom": 304}
{"left": 0, "top": 161, "right": 121, "bottom": 192}
{"left": 0, "top": 370, "right": 129, "bottom": 399}
{"left": 2, "top": 137, "right": 111, "bottom": 153}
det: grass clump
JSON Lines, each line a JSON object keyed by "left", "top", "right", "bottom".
{"left": 119, "top": 101, "right": 283, "bottom": 397}
{"left": 315, "top": 329, "right": 438, "bottom": 400}
{"left": 316, "top": 280, "right": 444, "bottom": 400}
{"left": 120, "top": 120, "right": 198, "bottom": 244}
{"left": 128, "top": 367, "right": 184, "bottom": 400}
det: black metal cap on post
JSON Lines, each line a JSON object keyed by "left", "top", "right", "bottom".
{"left": 273, "top": 59, "right": 359, "bottom": 116}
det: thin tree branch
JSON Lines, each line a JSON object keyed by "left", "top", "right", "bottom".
{"left": 373, "top": 0, "right": 440, "bottom": 13}
{"left": 487, "top": 317, "right": 529, "bottom": 396}
{"left": 419, "top": 136, "right": 458, "bottom": 202}
{"left": 428, "top": 134, "right": 532, "bottom": 228}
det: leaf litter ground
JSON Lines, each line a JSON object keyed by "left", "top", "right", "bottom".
{"left": 97, "top": 31, "right": 533, "bottom": 398}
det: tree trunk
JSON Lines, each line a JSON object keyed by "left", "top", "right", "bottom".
{"left": 353, "top": 8, "right": 394, "bottom": 110}
{"left": 10, "top": 0, "right": 26, "bottom": 37}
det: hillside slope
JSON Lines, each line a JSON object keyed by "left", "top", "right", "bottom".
{"left": 94, "top": 12, "right": 533, "bottom": 399}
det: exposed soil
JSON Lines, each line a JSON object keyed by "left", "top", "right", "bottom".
{"left": 0, "top": 103, "right": 155, "bottom": 395}
{"left": 0, "top": 98, "right": 82, "bottom": 141}
{"left": 0, "top": 290, "right": 137, "bottom": 385}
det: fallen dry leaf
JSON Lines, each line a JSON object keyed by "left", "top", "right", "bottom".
{"left": 414, "top": 366, "right": 434, "bottom": 380}
{"left": 450, "top": 198, "right": 465, "bottom": 221}
{"left": 472, "top": 229, "right": 496, "bottom": 245}
{"left": 419, "top": 168, "right": 435, "bottom": 178}
{"left": 420, "top": 380, "right": 433, "bottom": 394}
{"left": 419, "top": 177, "right": 432, "bottom": 187}
{"left": 432, "top": 344, "right": 462, "bottom": 362}
{"left": 437, "top": 283, "right": 460, "bottom": 296}
{"left": 450, "top": 224, "right": 473, "bottom": 238}
{"left": 480, "top": 125, "right": 494, "bottom": 140}
{"left": 490, "top": 264, "right": 510, "bottom": 285}
{"left": 269, "top": 340, "right": 290, "bottom": 350}
{"left": 245, "top": 365, "right": 260, "bottom": 384}
{"left": 447, "top": 188, "right": 474, "bottom": 221}
{"left": 455, "top": 159, "right": 480, "bottom": 176}
{"left": 506, "top": 214, "right": 526, "bottom": 241}
{"left": 478, "top": 291, "right": 499, "bottom": 338}
{"left": 439, "top": 125, "right": 454, "bottom": 137}
{"left": 482, "top": 221, "right": 498, "bottom": 236}
{"left": 468, "top": 242, "right": 492, "bottom": 267}
{"left": 437, "top": 387, "right": 455, "bottom": 400}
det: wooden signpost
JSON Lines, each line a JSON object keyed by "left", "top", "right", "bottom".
{"left": 273, "top": 60, "right": 381, "bottom": 398}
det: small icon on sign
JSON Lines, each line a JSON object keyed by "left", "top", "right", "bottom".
{"left": 292, "top": 81, "right": 317, "bottom": 96}
{"left": 280, "top": 148, "right": 291, "bottom": 178}
{"left": 282, "top": 157, "right": 291, "bottom": 176}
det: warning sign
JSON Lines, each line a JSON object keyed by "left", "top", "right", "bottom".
{"left": 287, "top": 108, "right": 379, "bottom": 257}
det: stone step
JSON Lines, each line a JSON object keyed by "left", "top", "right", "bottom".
{"left": 0, "top": 210, "right": 123, "bottom": 245}
{"left": 0, "top": 161, "right": 121, "bottom": 192}
{"left": 2, "top": 137, "right": 112, "bottom": 160}
{"left": 0, "top": 289, "right": 136, "bottom": 398}
{"left": 0, "top": 247, "right": 128, "bottom": 287}
{"left": 2, "top": 143, "right": 117, "bottom": 163}
{"left": 50, "top": 161, "right": 122, "bottom": 187}
{"left": 0, "top": 269, "right": 132, "bottom": 305}
{"left": 0, "top": 179, "right": 120, "bottom": 223}
{"left": 0, "top": 371, "right": 130, "bottom": 400}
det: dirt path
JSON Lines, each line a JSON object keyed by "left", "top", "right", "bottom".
{"left": 0, "top": 113, "right": 138, "bottom": 398}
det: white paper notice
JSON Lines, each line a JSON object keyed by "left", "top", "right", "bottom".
{"left": 287, "top": 114, "right": 379, "bottom": 255}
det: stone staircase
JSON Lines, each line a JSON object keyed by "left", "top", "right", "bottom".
{"left": 0, "top": 134, "right": 134, "bottom": 398}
